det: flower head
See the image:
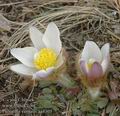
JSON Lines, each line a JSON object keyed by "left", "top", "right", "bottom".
{"left": 79, "top": 41, "right": 110, "bottom": 87}
{"left": 10, "top": 22, "right": 64, "bottom": 79}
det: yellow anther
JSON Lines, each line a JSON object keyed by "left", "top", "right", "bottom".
{"left": 34, "top": 48, "right": 57, "bottom": 70}
{"left": 87, "top": 58, "right": 95, "bottom": 69}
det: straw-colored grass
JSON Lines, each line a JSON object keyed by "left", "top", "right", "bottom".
{"left": 0, "top": 0, "right": 120, "bottom": 115}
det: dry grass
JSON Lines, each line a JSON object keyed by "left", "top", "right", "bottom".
{"left": 0, "top": 0, "right": 120, "bottom": 115}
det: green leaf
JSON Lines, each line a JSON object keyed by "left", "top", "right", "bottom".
{"left": 42, "top": 88, "right": 52, "bottom": 94}
{"left": 86, "top": 113, "right": 100, "bottom": 116}
{"left": 97, "top": 98, "right": 108, "bottom": 109}
{"left": 39, "top": 80, "right": 54, "bottom": 88}
{"left": 58, "top": 74, "right": 76, "bottom": 88}
{"left": 106, "top": 103, "right": 115, "bottom": 113}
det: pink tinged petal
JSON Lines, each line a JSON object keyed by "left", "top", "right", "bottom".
{"left": 10, "top": 47, "right": 37, "bottom": 67}
{"left": 33, "top": 67, "right": 55, "bottom": 79}
{"left": 42, "top": 22, "right": 62, "bottom": 56}
{"left": 80, "top": 60, "right": 103, "bottom": 79}
{"left": 88, "top": 62, "right": 103, "bottom": 79}
{"left": 10, "top": 64, "right": 37, "bottom": 76}
{"left": 80, "top": 60, "right": 88, "bottom": 76}
{"left": 101, "top": 43, "right": 110, "bottom": 74}
{"left": 81, "top": 41, "right": 102, "bottom": 62}
{"left": 29, "top": 26, "right": 45, "bottom": 50}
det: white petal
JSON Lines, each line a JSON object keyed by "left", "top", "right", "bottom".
{"left": 101, "top": 58, "right": 109, "bottom": 74}
{"left": 10, "top": 64, "right": 37, "bottom": 76}
{"left": 81, "top": 41, "right": 102, "bottom": 62}
{"left": 29, "top": 26, "right": 45, "bottom": 50}
{"left": 55, "top": 51, "right": 64, "bottom": 69}
{"left": 101, "top": 43, "right": 110, "bottom": 59}
{"left": 42, "top": 22, "right": 62, "bottom": 55}
{"left": 10, "top": 47, "right": 37, "bottom": 67}
{"left": 101, "top": 43, "right": 110, "bottom": 74}
{"left": 33, "top": 67, "right": 55, "bottom": 79}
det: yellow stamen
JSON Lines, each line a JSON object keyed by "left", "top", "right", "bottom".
{"left": 34, "top": 48, "right": 57, "bottom": 70}
{"left": 87, "top": 58, "right": 95, "bottom": 69}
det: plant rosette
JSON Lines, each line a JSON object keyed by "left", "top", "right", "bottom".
{"left": 77, "top": 41, "right": 110, "bottom": 98}
{"left": 10, "top": 22, "right": 66, "bottom": 81}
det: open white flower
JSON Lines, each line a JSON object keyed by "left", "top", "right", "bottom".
{"left": 80, "top": 41, "right": 110, "bottom": 79}
{"left": 10, "top": 22, "right": 64, "bottom": 79}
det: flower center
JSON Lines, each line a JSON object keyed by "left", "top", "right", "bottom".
{"left": 34, "top": 48, "right": 57, "bottom": 70}
{"left": 87, "top": 58, "right": 95, "bottom": 70}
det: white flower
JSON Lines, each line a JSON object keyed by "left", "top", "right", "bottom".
{"left": 80, "top": 41, "right": 110, "bottom": 79}
{"left": 10, "top": 22, "right": 64, "bottom": 79}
